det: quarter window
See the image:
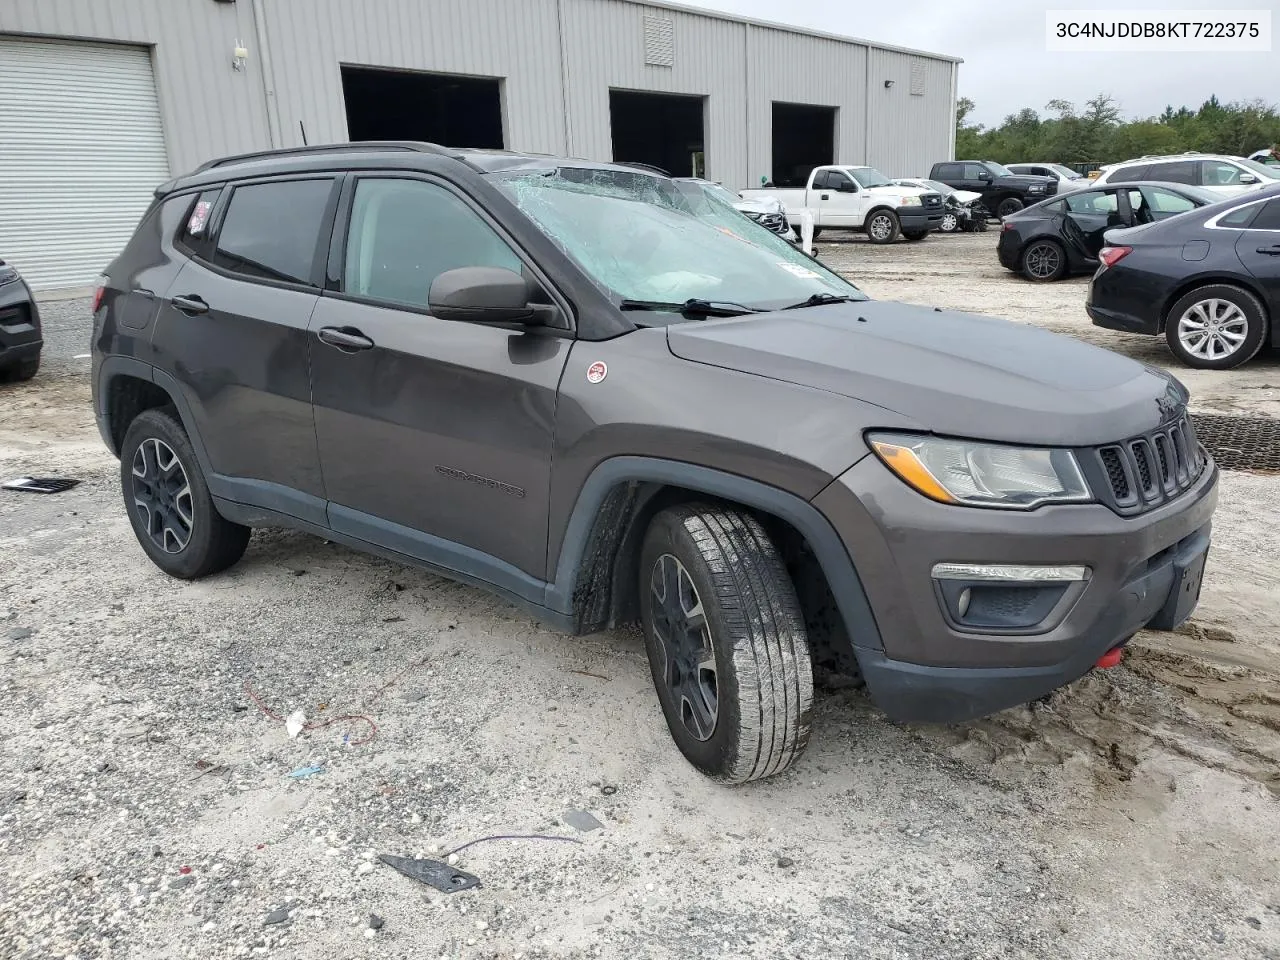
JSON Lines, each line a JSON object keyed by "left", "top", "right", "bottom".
{"left": 1217, "top": 202, "right": 1261, "bottom": 228}
{"left": 343, "top": 178, "right": 522, "bottom": 309}
{"left": 212, "top": 179, "right": 335, "bottom": 285}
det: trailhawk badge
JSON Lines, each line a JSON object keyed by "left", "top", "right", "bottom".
{"left": 586, "top": 361, "right": 608, "bottom": 384}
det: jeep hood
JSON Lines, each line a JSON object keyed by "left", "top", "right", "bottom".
{"left": 666, "top": 301, "right": 1183, "bottom": 446}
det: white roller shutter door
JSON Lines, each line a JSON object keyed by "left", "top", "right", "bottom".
{"left": 0, "top": 37, "right": 170, "bottom": 291}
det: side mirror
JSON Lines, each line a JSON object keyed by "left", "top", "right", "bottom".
{"left": 836, "top": 180, "right": 857, "bottom": 193}
{"left": 1240, "top": 173, "right": 1259, "bottom": 184}
{"left": 978, "top": 171, "right": 992, "bottom": 181}
{"left": 429, "top": 267, "right": 540, "bottom": 324}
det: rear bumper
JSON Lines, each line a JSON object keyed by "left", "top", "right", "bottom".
{"left": 996, "top": 234, "right": 1022, "bottom": 269}
{"left": 813, "top": 451, "right": 1219, "bottom": 724}
{"left": 0, "top": 279, "right": 42, "bottom": 367}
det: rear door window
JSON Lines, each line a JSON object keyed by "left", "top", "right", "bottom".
{"left": 1145, "top": 161, "right": 1197, "bottom": 185}
{"left": 211, "top": 179, "right": 336, "bottom": 285}
{"left": 811, "top": 171, "right": 831, "bottom": 190}
{"left": 1141, "top": 186, "right": 1197, "bottom": 219}
{"left": 1064, "top": 191, "right": 1118, "bottom": 215}
{"left": 935, "top": 163, "right": 962, "bottom": 180}
{"left": 1249, "top": 198, "right": 1280, "bottom": 230}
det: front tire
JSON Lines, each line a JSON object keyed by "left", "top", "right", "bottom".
{"left": 903, "top": 229, "right": 929, "bottom": 241}
{"left": 2, "top": 354, "right": 39, "bottom": 382}
{"left": 939, "top": 212, "right": 959, "bottom": 232}
{"left": 1021, "top": 239, "right": 1067, "bottom": 282}
{"left": 865, "top": 210, "right": 900, "bottom": 244}
{"left": 1164, "top": 284, "right": 1267, "bottom": 370}
{"left": 120, "top": 408, "right": 251, "bottom": 579}
{"left": 638, "top": 504, "right": 813, "bottom": 784}
{"left": 996, "top": 197, "right": 1024, "bottom": 219}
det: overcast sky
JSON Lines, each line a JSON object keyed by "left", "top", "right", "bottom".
{"left": 693, "top": 0, "right": 1278, "bottom": 126}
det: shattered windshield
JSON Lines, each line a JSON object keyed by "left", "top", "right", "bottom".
{"left": 495, "top": 167, "right": 864, "bottom": 320}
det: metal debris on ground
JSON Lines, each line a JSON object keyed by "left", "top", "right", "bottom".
{"left": 378, "top": 854, "right": 481, "bottom": 894}
{"left": 285, "top": 765, "right": 325, "bottom": 779}
{"left": 562, "top": 809, "right": 604, "bottom": 832}
{"left": 284, "top": 710, "right": 306, "bottom": 739}
{"left": 1190, "top": 413, "right": 1280, "bottom": 472}
{"left": 2, "top": 477, "right": 81, "bottom": 494}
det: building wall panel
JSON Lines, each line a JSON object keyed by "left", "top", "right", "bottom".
{"left": 865, "top": 47, "right": 956, "bottom": 176}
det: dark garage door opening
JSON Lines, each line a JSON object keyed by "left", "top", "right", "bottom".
{"left": 609, "top": 90, "right": 705, "bottom": 178}
{"left": 341, "top": 65, "right": 504, "bottom": 149}
{"left": 772, "top": 103, "right": 836, "bottom": 187}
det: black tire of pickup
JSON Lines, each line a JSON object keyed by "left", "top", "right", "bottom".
{"left": 996, "top": 196, "right": 1024, "bottom": 219}
{"left": 865, "top": 209, "right": 900, "bottom": 244}
{"left": 903, "top": 230, "right": 929, "bottom": 241}
{"left": 120, "top": 408, "right": 251, "bottom": 579}
{"left": 638, "top": 504, "right": 814, "bottom": 783}
{"left": 2, "top": 354, "right": 39, "bottom": 382}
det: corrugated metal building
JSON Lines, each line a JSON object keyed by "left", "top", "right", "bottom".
{"left": 0, "top": 0, "right": 959, "bottom": 290}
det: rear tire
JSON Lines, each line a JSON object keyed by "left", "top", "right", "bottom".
{"left": 638, "top": 504, "right": 813, "bottom": 784}
{"left": 865, "top": 210, "right": 900, "bottom": 244}
{"left": 1021, "top": 239, "right": 1067, "bottom": 282}
{"left": 996, "top": 197, "right": 1024, "bottom": 219}
{"left": 1163, "top": 284, "right": 1267, "bottom": 370}
{"left": 120, "top": 408, "right": 251, "bottom": 579}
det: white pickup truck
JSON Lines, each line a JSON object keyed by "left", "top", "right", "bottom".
{"left": 739, "top": 165, "right": 944, "bottom": 243}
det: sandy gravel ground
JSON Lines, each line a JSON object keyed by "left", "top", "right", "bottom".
{"left": 1, "top": 235, "right": 1277, "bottom": 960}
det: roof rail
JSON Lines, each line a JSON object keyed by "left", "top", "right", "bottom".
{"left": 613, "top": 161, "right": 672, "bottom": 177}
{"left": 192, "top": 141, "right": 455, "bottom": 173}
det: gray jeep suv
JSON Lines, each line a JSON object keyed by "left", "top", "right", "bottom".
{"left": 92, "top": 143, "right": 1218, "bottom": 783}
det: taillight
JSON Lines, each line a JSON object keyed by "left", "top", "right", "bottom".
{"left": 1098, "top": 246, "right": 1132, "bottom": 268}
{"left": 92, "top": 281, "right": 106, "bottom": 313}
{"left": 1001, "top": 221, "right": 1016, "bottom": 232}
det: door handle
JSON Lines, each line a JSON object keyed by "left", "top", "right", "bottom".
{"left": 820, "top": 193, "right": 830, "bottom": 200}
{"left": 1256, "top": 245, "right": 1280, "bottom": 255}
{"left": 317, "top": 326, "right": 375, "bottom": 352}
{"left": 171, "top": 294, "right": 208, "bottom": 315}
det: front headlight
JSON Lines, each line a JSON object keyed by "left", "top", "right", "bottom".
{"left": 868, "top": 433, "right": 1092, "bottom": 509}
{"left": 1028, "top": 185, "right": 1045, "bottom": 193}
{"left": 897, "top": 196, "right": 919, "bottom": 207}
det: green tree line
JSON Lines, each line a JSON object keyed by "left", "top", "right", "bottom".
{"left": 955, "top": 94, "right": 1280, "bottom": 169}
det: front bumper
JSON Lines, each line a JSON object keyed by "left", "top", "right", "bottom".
{"left": 0, "top": 277, "right": 42, "bottom": 368}
{"left": 813, "top": 452, "right": 1219, "bottom": 723}
{"left": 897, "top": 205, "right": 945, "bottom": 231}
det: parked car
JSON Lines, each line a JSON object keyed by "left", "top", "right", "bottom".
{"left": 998, "top": 182, "right": 1219, "bottom": 281}
{"left": 673, "top": 177, "right": 796, "bottom": 241}
{"left": 740, "top": 165, "right": 944, "bottom": 243}
{"left": 1088, "top": 183, "right": 1280, "bottom": 369}
{"left": 1007, "top": 163, "right": 1089, "bottom": 193}
{"left": 0, "top": 257, "right": 41, "bottom": 382}
{"left": 94, "top": 142, "right": 1218, "bottom": 783}
{"left": 928, "top": 160, "right": 1057, "bottom": 219}
{"left": 1248, "top": 149, "right": 1280, "bottom": 168}
{"left": 892, "top": 178, "right": 988, "bottom": 232}
{"left": 1093, "top": 153, "right": 1280, "bottom": 196}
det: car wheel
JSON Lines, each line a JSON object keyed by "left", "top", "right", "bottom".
{"left": 120, "top": 408, "right": 251, "bottom": 579}
{"left": 866, "top": 210, "right": 900, "bottom": 244}
{"left": 1021, "top": 240, "right": 1067, "bottom": 282}
{"left": 638, "top": 504, "right": 813, "bottom": 783}
{"left": 2, "top": 354, "right": 39, "bottom": 382}
{"left": 997, "top": 197, "right": 1024, "bottom": 219}
{"left": 1164, "top": 284, "right": 1267, "bottom": 370}
{"left": 939, "top": 212, "right": 959, "bottom": 232}
{"left": 903, "top": 230, "right": 929, "bottom": 241}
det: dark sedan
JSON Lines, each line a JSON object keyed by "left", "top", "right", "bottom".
{"left": 1087, "top": 183, "right": 1280, "bottom": 369}
{"left": 0, "top": 258, "right": 42, "bottom": 382}
{"left": 997, "top": 182, "right": 1219, "bottom": 282}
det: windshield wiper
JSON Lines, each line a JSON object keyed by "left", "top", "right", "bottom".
{"left": 781, "top": 293, "right": 863, "bottom": 311}
{"left": 619, "top": 298, "right": 765, "bottom": 317}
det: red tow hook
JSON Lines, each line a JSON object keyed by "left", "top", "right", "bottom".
{"left": 1095, "top": 647, "right": 1124, "bottom": 669}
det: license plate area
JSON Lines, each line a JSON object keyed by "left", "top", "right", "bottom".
{"left": 1150, "top": 544, "right": 1208, "bottom": 631}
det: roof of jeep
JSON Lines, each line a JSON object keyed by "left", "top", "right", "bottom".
{"left": 159, "top": 141, "right": 668, "bottom": 194}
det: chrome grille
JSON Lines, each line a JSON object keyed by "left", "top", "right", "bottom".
{"left": 921, "top": 193, "right": 943, "bottom": 209}
{"left": 1084, "top": 415, "right": 1208, "bottom": 516}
